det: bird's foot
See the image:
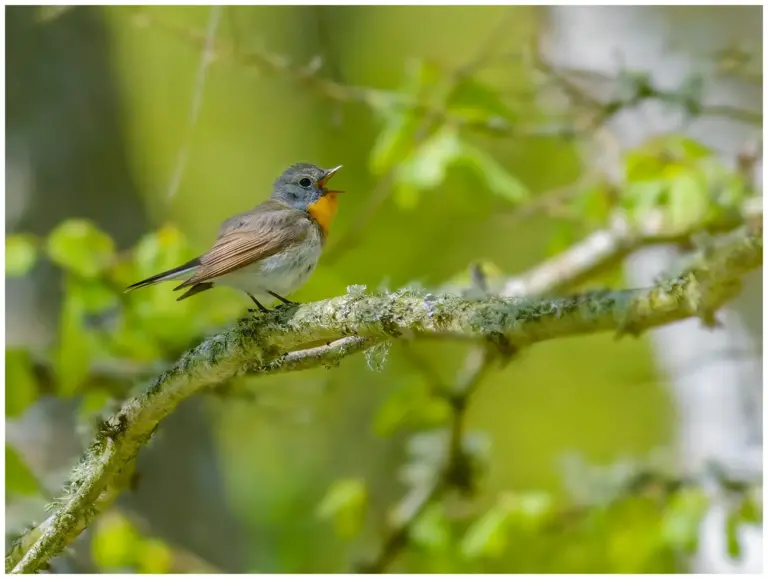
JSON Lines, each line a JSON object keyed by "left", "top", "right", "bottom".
{"left": 267, "top": 290, "right": 296, "bottom": 305}
{"left": 267, "top": 290, "right": 298, "bottom": 308}
{"left": 247, "top": 293, "right": 270, "bottom": 314}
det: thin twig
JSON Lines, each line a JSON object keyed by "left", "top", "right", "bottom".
{"left": 165, "top": 5, "right": 222, "bottom": 202}
{"left": 358, "top": 347, "right": 494, "bottom": 573}
{"left": 499, "top": 196, "right": 763, "bottom": 298}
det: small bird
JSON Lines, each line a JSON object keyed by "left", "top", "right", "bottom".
{"left": 126, "top": 163, "right": 343, "bottom": 313}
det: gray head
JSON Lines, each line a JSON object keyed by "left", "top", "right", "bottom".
{"left": 271, "top": 163, "right": 343, "bottom": 210}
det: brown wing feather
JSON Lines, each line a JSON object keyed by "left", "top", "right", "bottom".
{"left": 176, "top": 205, "right": 309, "bottom": 289}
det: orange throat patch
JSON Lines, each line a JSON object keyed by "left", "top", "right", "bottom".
{"left": 306, "top": 193, "right": 339, "bottom": 236}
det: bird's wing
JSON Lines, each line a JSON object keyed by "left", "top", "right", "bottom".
{"left": 176, "top": 205, "right": 309, "bottom": 288}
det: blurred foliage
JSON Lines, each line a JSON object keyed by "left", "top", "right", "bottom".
{"left": 5, "top": 4, "right": 761, "bottom": 574}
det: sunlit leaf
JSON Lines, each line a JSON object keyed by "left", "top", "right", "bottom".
{"left": 392, "top": 182, "right": 421, "bottom": 210}
{"left": 55, "top": 291, "right": 91, "bottom": 396}
{"left": 736, "top": 495, "right": 762, "bottom": 525}
{"left": 456, "top": 144, "right": 529, "bottom": 203}
{"left": 399, "top": 58, "right": 444, "bottom": 100}
{"left": 725, "top": 508, "right": 742, "bottom": 560}
{"left": 78, "top": 388, "right": 114, "bottom": 427}
{"left": 668, "top": 173, "right": 709, "bottom": 232}
{"left": 73, "top": 279, "right": 120, "bottom": 314}
{"left": 447, "top": 76, "right": 515, "bottom": 123}
{"left": 369, "top": 59, "right": 444, "bottom": 176}
{"left": 133, "top": 223, "right": 190, "bottom": 281}
{"left": 46, "top": 219, "right": 115, "bottom": 278}
{"left": 5, "top": 348, "right": 39, "bottom": 418}
{"left": 6, "top": 444, "right": 44, "bottom": 497}
{"left": 92, "top": 511, "right": 141, "bottom": 571}
{"left": 620, "top": 180, "right": 666, "bottom": 223}
{"left": 316, "top": 478, "right": 367, "bottom": 540}
{"left": 724, "top": 494, "right": 762, "bottom": 561}
{"left": 624, "top": 135, "right": 712, "bottom": 182}
{"left": 369, "top": 111, "right": 421, "bottom": 176}
{"left": 398, "top": 127, "right": 462, "bottom": 190}
{"left": 410, "top": 503, "right": 450, "bottom": 551}
{"left": 5, "top": 234, "right": 39, "bottom": 277}
{"left": 657, "top": 135, "right": 713, "bottom": 161}
{"left": 137, "top": 538, "right": 174, "bottom": 574}
{"left": 500, "top": 490, "right": 555, "bottom": 526}
{"left": 700, "top": 158, "right": 752, "bottom": 211}
{"left": 461, "top": 505, "right": 510, "bottom": 559}
{"left": 659, "top": 487, "right": 709, "bottom": 553}
{"left": 624, "top": 151, "right": 666, "bottom": 183}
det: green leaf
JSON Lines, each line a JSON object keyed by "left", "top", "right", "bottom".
{"left": 55, "top": 290, "right": 91, "bottom": 396}
{"left": 392, "top": 182, "right": 421, "bottom": 211}
{"left": 410, "top": 503, "right": 450, "bottom": 551}
{"left": 573, "top": 184, "right": 613, "bottom": 226}
{"left": 401, "top": 58, "right": 443, "bottom": 99}
{"left": 398, "top": 127, "right": 462, "bottom": 189}
{"left": 5, "top": 348, "right": 39, "bottom": 418}
{"left": 133, "top": 223, "right": 191, "bottom": 283}
{"left": 5, "top": 234, "right": 38, "bottom": 277}
{"left": 447, "top": 76, "right": 515, "bottom": 123}
{"left": 500, "top": 490, "right": 554, "bottom": 526}
{"left": 6, "top": 444, "right": 44, "bottom": 497}
{"left": 624, "top": 136, "right": 712, "bottom": 182}
{"left": 78, "top": 388, "right": 114, "bottom": 426}
{"left": 620, "top": 180, "right": 667, "bottom": 223}
{"left": 136, "top": 538, "right": 174, "bottom": 574}
{"left": 72, "top": 279, "right": 120, "bottom": 315}
{"left": 699, "top": 158, "right": 751, "bottom": 211}
{"left": 456, "top": 144, "right": 529, "bottom": 203}
{"left": 46, "top": 219, "right": 115, "bottom": 278}
{"left": 736, "top": 495, "right": 762, "bottom": 525}
{"left": 368, "top": 59, "right": 443, "bottom": 177}
{"left": 624, "top": 151, "right": 666, "bottom": 183}
{"left": 725, "top": 508, "right": 742, "bottom": 560}
{"left": 668, "top": 173, "right": 709, "bottom": 232}
{"left": 369, "top": 111, "right": 421, "bottom": 176}
{"left": 316, "top": 478, "right": 367, "bottom": 540}
{"left": 660, "top": 487, "right": 709, "bottom": 553}
{"left": 92, "top": 512, "right": 141, "bottom": 571}
{"left": 660, "top": 135, "right": 713, "bottom": 161}
{"left": 461, "top": 506, "right": 510, "bottom": 559}
{"left": 393, "top": 127, "right": 463, "bottom": 209}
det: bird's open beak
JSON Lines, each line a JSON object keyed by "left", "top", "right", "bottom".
{"left": 318, "top": 165, "right": 343, "bottom": 193}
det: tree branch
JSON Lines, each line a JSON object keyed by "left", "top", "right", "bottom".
{"left": 499, "top": 197, "right": 763, "bottom": 298}
{"left": 7, "top": 226, "right": 761, "bottom": 573}
{"left": 358, "top": 346, "right": 495, "bottom": 573}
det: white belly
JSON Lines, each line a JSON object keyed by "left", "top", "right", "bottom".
{"left": 215, "top": 235, "right": 323, "bottom": 303}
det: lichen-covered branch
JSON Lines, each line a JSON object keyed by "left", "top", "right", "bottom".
{"left": 8, "top": 227, "right": 761, "bottom": 573}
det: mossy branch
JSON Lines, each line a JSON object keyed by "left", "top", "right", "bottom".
{"left": 7, "top": 226, "right": 762, "bottom": 574}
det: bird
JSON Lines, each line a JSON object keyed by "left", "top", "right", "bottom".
{"left": 125, "top": 163, "right": 343, "bottom": 313}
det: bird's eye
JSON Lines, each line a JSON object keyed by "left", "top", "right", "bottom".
{"left": 299, "top": 177, "right": 312, "bottom": 188}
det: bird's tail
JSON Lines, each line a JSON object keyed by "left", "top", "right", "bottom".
{"left": 124, "top": 257, "right": 201, "bottom": 292}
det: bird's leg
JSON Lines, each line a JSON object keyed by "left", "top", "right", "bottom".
{"left": 267, "top": 290, "right": 297, "bottom": 306}
{"left": 247, "top": 293, "right": 269, "bottom": 314}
